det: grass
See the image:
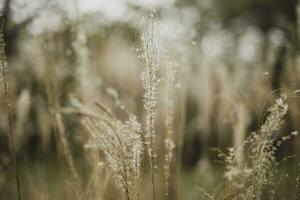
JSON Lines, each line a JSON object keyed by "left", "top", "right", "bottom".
{"left": 0, "top": 5, "right": 300, "bottom": 200}
{"left": 0, "top": 17, "right": 22, "bottom": 200}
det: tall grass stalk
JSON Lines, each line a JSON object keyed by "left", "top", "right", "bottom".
{"left": 0, "top": 18, "right": 22, "bottom": 200}
{"left": 163, "top": 59, "right": 177, "bottom": 198}
{"left": 232, "top": 102, "right": 248, "bottom": 167}
{"left": 175, "top": 68, "right": 187, "bottom": 200}
{"left": 15, "top": 90, "right": 31, "bottom": 150}
{"left": 43, "top": 36, "right": 81, "bottom": 198}
{"left": 140, "top": 9, "right": 159, "bottom": 200}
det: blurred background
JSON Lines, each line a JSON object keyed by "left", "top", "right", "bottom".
{"left": 0, "top": 0, "right": 300, "bottom": 199}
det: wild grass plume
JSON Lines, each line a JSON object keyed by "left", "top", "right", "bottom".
{"left": 208, "top": 94, "right": 298, "bottom": 200}
{"left": 140, "top": 9, "right": 160, "bottom": 200}
{"left": 71, "top": 98, "right": 143, "bottom": 200}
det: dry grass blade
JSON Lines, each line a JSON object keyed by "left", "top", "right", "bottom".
{"left": 0, "top": 17, "right": 22, "bottom": 200}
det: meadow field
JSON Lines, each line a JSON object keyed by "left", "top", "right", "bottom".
{"left": 0, "top": 0, "right": 300, "bottom": 199}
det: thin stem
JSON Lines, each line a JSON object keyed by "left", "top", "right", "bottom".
{"left": 0, "top": 20, "right": 22, "bottom": 200}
